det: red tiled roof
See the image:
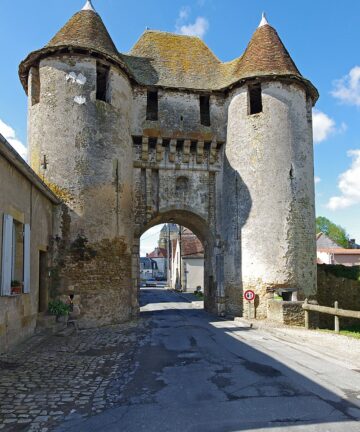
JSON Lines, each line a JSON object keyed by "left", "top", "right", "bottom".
{"left": 181, "top": 236, "right": 204, "bottom": 257}
{"left": 318, "top": 248, "right": 360, "bottom": 255}
{"left": 148, "top": 247, "right": 167, "bottom": 258}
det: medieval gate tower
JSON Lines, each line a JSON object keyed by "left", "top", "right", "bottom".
{"left": 19, "top": 1, "right": 318, "bottom": 326}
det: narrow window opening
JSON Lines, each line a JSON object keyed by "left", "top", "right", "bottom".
{"left": 204, "top": 141, "right": 211, "bottom": 151}
{"left": 200, "top": 95, "right": 211, "bottom": 126}
{"left": 146, "top": 90, "right": 158, "bottom": 121}
{"left": 248, "top": 84, "right": 262, "bottom": 115}
{"left": 96, "top": 62, "right": 110, "bottom": 102}
{"left": 132, "top": 136, "right": 142, "bottom": 146}
{"left": 31, "top": 67, "right": 40, "bottom": 106}
{"left": 149, "top": 137, "right": 157, "bottom": 150}
{"left": 176, "top": 140, "right": 184, "bottom": 151}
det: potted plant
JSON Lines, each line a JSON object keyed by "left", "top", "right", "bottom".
{"left": 11, "top": 280, "right": 22, "bottom": 295}
{"left": 48, "top": 300, "right": 71, "bottom": 322}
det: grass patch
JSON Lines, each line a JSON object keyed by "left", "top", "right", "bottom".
{"left": 319, "top": 324, "right": 360, "bottom": 339}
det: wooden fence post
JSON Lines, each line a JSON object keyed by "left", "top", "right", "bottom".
{"left": 304, "top": 298, "right": 309, "bottom": 329}
{"left": 334, "top": 301, "right": 340, "bottom": 333}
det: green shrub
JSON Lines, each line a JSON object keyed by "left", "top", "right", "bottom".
{"left": 48, "top": 300, "right": 71, "bottom": 317}
{"left": 319, "top": 264, "right": 360, "bottom": 281}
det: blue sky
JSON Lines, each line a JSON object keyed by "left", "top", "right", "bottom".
{"left": 1, "top": 0, "right": 360, "bottom": 249}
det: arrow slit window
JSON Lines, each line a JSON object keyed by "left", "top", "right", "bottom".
{"left": 248, "top": 84, "right": 262, "bottom": 115}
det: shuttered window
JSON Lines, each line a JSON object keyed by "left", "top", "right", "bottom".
{"left": 1, "top": 215, "right": 30, "bottom": 295}
{"left": 1, "top": 214, "right": 13, "bottom": 296}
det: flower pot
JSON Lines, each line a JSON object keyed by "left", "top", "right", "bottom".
{"left": 11, "top": 286, "right": 22, "bottom": 295}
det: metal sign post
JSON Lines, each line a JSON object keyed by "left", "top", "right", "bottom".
{"left": 244, "top": 290, "right": 255, "bottom": 319}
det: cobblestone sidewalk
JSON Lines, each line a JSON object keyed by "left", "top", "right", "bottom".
{"left": 0, "top": 320, "right": 146, "bottom": 432}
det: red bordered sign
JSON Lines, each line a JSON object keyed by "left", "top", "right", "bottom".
{"left": 244, "top": 290, "right": 255, "bottom": 302}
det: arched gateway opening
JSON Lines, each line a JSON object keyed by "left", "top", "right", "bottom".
{"left": 134, "top": 210, "right": 218, "bottom": 314}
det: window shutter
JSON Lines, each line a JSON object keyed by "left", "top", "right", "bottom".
{"left": 1, "top": 214, "right": 13, "bottom": 296}
{"left": 23, "top": 224, "right": 31, "bottom": 294}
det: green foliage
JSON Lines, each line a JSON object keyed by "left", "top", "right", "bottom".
{"left": 316, "top": 216, "right": 350, "bottom": 248}
{"left": 340, "top": 325, "right": 360, "bottom": 339}
{"left": 48, "top": 300, "right": 70, "bottom": 317}
{"left": 320, "top": 264, "right": 360, "bottom": 281}
{"left": 11, "top": 280, "right": 21, "bottom": 287}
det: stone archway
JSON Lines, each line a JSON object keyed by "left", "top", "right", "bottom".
{"left": 133, "top": 209, "right": 220, "bottom": 314}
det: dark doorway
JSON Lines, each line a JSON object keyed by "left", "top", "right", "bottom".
{"left": 38, "top": 251, "right": 48, "bottom": 313}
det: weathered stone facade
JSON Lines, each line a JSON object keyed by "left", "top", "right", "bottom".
{"left": 18, "top": 3, "right": 318, "bottom": 324}
{"left": 0, "top": 135, "right": 59, "bottom": 353}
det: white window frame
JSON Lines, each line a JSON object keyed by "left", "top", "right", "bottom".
{"left": 1, "top": 214, "right": 30, "bottom": 296}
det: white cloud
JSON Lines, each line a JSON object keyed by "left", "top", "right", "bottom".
{"left": 332, "top": 66, "right": 360, "bottom": 106}
{"left": 175, "top": 7, "right": 209, "bottom": 39}
{"left": 327, "top": 149, "right": 360, "bottom": 210}
{"left": 178, "top": 6, "right": 190, "bottom": 20}
{"left": 312, "top": 110, "right": 336, "bottom": 143}
{"left": 178, "top": 17, "right": 209, "bottom": 38}
{"left": 314, "top": 176, "right": 321, "bottom": 184}
{"left": 0, "top": 119, "right": 27, "bottom": 160}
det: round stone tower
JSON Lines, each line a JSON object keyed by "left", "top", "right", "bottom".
{"left": 224, "top": 14, "right": 319, "bottom": 317}
{"left": 19, "top": 1, "right": 136, "bottom": 325}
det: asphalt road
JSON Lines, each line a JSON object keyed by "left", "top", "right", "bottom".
{"left": 57, "top": 288, "right": 360, "bottom": 432}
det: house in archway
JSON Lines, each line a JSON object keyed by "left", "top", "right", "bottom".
{"left": 170, "top": 228, "right": 205, "bottom": 292}
{"left": 15, "top": 1, "right": 318, "bottom": 327}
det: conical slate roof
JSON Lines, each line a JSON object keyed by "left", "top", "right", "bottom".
{"left": 231, "top": 21, "right": 301, "bottom": 80}
{"left": 46, "top": 9, "right": 118, "bottom": 58}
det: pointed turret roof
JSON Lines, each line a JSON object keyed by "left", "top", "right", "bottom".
{"left": 46, "top": 4, "right": 118, "bottom": 58}
{"left": 232, "top": 15, "right": 301, "bottom": 80}
{"left": 19, "top": 2, "right": 132, "bottom": 93}
{"left": 19, "top": 10, "right": 318, "bottom": 102}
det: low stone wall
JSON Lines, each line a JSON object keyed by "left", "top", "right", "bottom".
{"left": 267, "top": 300, "right": 305, "bottom": 326}
{"left": 316, "top": 265, "right": 360, "bottom": 328}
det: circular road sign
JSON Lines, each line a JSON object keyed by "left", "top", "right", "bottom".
{"left": 244, "top": 290, "right": 255, "bottom": 302}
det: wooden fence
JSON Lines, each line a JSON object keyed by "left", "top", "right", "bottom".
{"left": 302, "top": 299, "right": 360, "bottom": 332}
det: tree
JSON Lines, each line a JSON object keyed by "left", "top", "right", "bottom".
{"left": 316, "top": 216, "right": 350, "bottom": 248}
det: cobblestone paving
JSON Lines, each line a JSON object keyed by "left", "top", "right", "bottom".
{"left": 0, "top": 321, "right": 147, "bottom": 432}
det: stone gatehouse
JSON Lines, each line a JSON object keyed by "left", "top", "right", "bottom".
{"left": 16, "top": 1, "right": 318, "bottom": 326}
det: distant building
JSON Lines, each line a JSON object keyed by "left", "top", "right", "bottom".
{"left": 158, "top": 224, "right": 178, "bottom": 249}
{"left": 140, "top": 257, "right": 158, "bottom": 280}
{"left": 171, "top": 228, "right": 204, "bottom": 292}
{"left": 147, "top": 247, "right": 167, "bottom": 279}
{"left": 316, "top": 233, "right": 360, "bottom": 266}
{"left": 317, "top": 249, "right": 360, "bottom": 266}
{"left": 316, "top": 232, "right": 342, "bottom": 249}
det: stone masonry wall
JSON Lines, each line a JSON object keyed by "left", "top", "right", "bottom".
{"left": 224, "top": 81, "right": 316, "bottom": 319}
{"left": 0, "top": 155, "right": 54, "bottom": 353}
{"left": 317, "top": 265, "right": 360, "bottom": 328}
{"left": 28, "top": 54, "right": 136, "bottom": 327}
